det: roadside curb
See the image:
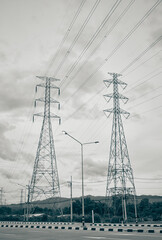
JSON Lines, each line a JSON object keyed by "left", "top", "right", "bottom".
{"left": 0, "top": 223, "right": 162, "bottom": 234}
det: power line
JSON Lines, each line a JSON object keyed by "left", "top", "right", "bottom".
{"left": 62, "top": 70, "right": 161, "bottom": 125}
{"left": 60, "top": 0, "right": 161, "bottom": 110}
{"left": 142, "top": 105, "right": 162, "bottom": 115}
{"left": 126, "top": 65, "right": 162, "bottom": 86}
{"left": 60, "top": 0, "right": 122, "bottom": 89}
{"left": 120, "top": 35, "right": 162, "bottom": 73}
{"left": 53, "top": 0, "right": 101, "bottom": 77}
{"left": 128, "top": 86, "right": 162, "bottom": 104}
{"left": 45, "top": 0, "right": 86, "bottom": 75}
{"left": 123, "top": 50, "right": 162, "bottom": 77}
{"left": 79, "top": 0, "right": 161, "bottom": 85}
{"left": 61, "top": 0, "right": 135, "bottom": 90}
{"left": 128, "top": 94, "right": 162, "bottom": 110}
{"left": 125, "top": 71, "right": 162, "bottom": 94}
{"left": 59, "top": 70, "right": 161, "bottom": 139}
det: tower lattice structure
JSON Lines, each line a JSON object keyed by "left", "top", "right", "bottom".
{"left": 103, "top": 72, "right": 137, "bottom": 223}
{"left": 29, "top": 76, "right": 61, "bottom": 204}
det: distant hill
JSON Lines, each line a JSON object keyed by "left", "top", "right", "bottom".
{"left": 136, "top": 195, "right": 162, "bottom": 203}
{"left": 6, "top": 194, "right": 162, "bottom": 210}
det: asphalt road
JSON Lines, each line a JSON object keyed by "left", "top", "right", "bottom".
{"left": 0, "top": 228, "right": 162, "bottom": 240}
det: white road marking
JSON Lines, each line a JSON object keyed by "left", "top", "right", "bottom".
{"left": 83, "top": 237, "right": 129, "bottom": 240}
{"left": 83, "top": 237, "right": 107, "bottom": 239}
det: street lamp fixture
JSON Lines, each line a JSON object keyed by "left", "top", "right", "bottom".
{"left": 62, "top": 130, "right": 99, "bottom": 227}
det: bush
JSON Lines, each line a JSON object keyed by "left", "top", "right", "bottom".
{"left": 111, "top": 216, "right": 121, "bottom": 223}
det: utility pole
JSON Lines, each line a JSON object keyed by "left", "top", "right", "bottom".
{"left": 0, "top": 188, "right": 3, "bottom": 205}
{"left": 29, "top": 76, "right": 61, "bottom": 212}
{"left": 92, "top": 210, "right": 94, "bottom": 224}
{"left": 20, "top": 189, "right": 23, "bottom": 205}
{"left": 24, "top": 186, "right": 27, "bottom": 222}
{"left": 68, "top": 176, "right": 73, "bottom": 223}
{"left": 103, "top": 72, "right": 137, "bottom": 223}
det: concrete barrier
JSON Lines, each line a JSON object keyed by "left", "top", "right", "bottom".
{"left": 137, "top": 229, "right": 144, "bottom": 232}
{"left": 108, "top": 228, "right": 113, "bottom": 231}
{"left": 127, "top": 229, "right": 133, "bottom": 232}
{"left": 0, "top": 221, "right": 162, "bottom": 234}
{"left": 91, "top": 228, "right": 96, "bottom": 231}
{"left": 100, "top": 228, "right": 104, "bottom": 231}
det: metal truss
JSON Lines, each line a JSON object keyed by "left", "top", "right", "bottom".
{"left": 29, "top": 76, "right": 61, "bottom": 205}
{"left": 104, "top": 72, "right": 137, "bottom": 223}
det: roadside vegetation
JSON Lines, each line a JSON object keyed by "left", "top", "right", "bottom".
{"left": 0, "top": 197, "right": 161, "bottom": 223}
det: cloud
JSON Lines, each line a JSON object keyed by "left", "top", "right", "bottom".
{"left": 0, "top": 70, "right": 35, "bottom": 113}
{"left": 73, "top": 157, "right": 107, "bottom": 180}
{"left": 0, "top": 122, "right": 17, "bottom": 161}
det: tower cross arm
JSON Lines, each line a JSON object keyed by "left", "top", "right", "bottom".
{"left": 108, "top": 72, "right": 122, "bottom": 77}
{"left": 50, "top": 84, "right": 61, "bottom": 95}
{"left": 103, "top": 108, "right": 130, "bottom": 118}
{"left": 103, "top": 78, "right": 127, "bottom": 89}
{"left": 36, "top": 76, "right": 60, "bottom": 81}
{"left": 104, "top": 93, "right": 129, "bottom": 104}
{"left": 33, "top": 113, "right": 61, "bottom": 124}
{"left": 50, "top": 113, "right": 61, "bottom": 124}
{"left": 118, "top": 108, "right": 130, "bottom": 118}
{"left": 103, "top": 79, "right": 113, "bottom": 88}
{"left": 34, "top": 97, "right": 60, "bottom": 104}
{"left": 34, "top": 98, "right": 60, "bottom": 109}
{"left": 118, "top": 93, "right": 129, "bottom": 103}
{"left": 117, "top": 79, "right": 127, "bottom": 89}
{"left": 33, "top": 112, "right": 44, "bottom": 122}
{"left": 35, "top": 83, "right": 60, "bottom": 95}
{"left": 103, "top": 94, "right": 113, "bottom": 103}
{"left": 35, "top": 83, "right": 45, "bottom": 92}
{"left": 103, "top": 108, "right": 113, "bottom": 118}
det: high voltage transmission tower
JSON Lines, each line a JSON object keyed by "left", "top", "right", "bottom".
{"left": 28, "top": 76, "right": 61, "bottom": 212}
{"left": 103, "top": 72, "right": 137, "bottom": 223}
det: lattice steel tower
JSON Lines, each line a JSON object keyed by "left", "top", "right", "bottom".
{"left": 103, "top": 72, "right": 137, "bottom": 223}
{"left": 29, "top": 76, "right": 61, "bottom": 204}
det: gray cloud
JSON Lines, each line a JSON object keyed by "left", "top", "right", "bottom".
{"left": 0, "top": 122, "right": 17, "bottom": 161}
{"left": 0, "top": 0, "right": 161, "bottom": 202}
{"left": 73, "top": 157, "right": 107, "bottom": 180}
{"left": 0, "top": 71, "right": 34, "bottom": 113}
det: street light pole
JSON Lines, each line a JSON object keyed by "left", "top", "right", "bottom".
{"left": 63, "top": 131, "right": 99, "bottom": 227}
{"left": 68, "top": 176, "right": 73, "bottom": 223}
{"left": 81, "top": 144, "right": 84, "bottom": 226}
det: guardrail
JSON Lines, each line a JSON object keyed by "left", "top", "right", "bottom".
{"left": 0, "top": 221, "right": 162, "bottom": 227}
{"left": 0, "top": 221, "right": 162, "bottom": 234}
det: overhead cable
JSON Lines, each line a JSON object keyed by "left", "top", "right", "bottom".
{"left": 45, "top": 0, "right": 86, "bottom": 75}
{"left": 53, "top": 0, "right": 101, "bottom": 76}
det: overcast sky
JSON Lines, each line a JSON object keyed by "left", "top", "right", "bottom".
{"left": 0, "top": 0, "right": 161, "bottom": 204}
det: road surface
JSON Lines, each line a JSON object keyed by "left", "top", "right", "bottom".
{"left": 0, "top": 228, "right": 161, "bottom": 240}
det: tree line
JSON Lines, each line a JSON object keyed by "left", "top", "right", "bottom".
{"left": 0, "top": 197, "right": 161, "bottom": 223}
